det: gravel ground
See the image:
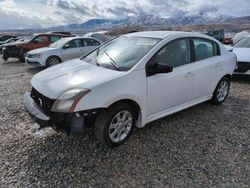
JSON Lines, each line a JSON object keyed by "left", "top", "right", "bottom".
{"left": 0, "top": 57, "right": 249, "bottom": 188}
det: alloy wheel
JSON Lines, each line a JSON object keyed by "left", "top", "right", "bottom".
{"left": 108, "top": 110, "right": 133, "bottom": 143}
{"left": 217, "top": 80, "right": 229, "bottom": 102}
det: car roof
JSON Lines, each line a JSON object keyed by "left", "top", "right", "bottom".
{"left": 124, "top": 31, "right": 187, "bottom": 39}
{"left": 58, "top": 36, "right": 100, "bottom": 42}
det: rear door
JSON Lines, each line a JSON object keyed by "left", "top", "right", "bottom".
{"left": 191, "top": 38, "right": 223, "bottom": 99}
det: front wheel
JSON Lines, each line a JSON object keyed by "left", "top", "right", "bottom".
{"left": 46, "top": 56, "right": 61, "bottom": 67}
{"left": 94, "top": 103, "right": 136, "bottom": 147}
{"left": 211, "top": 77, "right": 230, "bottom": 105}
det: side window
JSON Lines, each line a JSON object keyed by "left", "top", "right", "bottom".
{"left": 33, "top": 36, "right": 43, "bottom": 43}
{"left": 83, "top": 38, "right": 100, "bottom": 46}
{"left": 74, "top": 39, "right": 83, "bottom": 47}
{"left": 65, "top": 40, "right": 76, "bottom": 48}
{"left": 155, "top": 39, "right": 191, "bottom": 68}
{"left": 50, "top": 36, "right": 60, "bottom": 42}
{"left": 194, "top": 38, "right": 219, "bottom": 61}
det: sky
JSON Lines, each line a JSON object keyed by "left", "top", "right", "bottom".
{"left": 0, "top": 0, "right": 250, "bottom": 30}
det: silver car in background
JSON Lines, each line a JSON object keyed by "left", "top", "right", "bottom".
{"left": 25, "top": 37, "right": 102, "bottom": 67}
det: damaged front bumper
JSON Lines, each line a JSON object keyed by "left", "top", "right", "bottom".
{"left": 22, "top": 91, "right": 98, "bottom": 133}
{"left": 23, "top": 92, "right": 50, "bottom": 127}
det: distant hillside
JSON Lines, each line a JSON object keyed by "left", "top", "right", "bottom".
{"left": 49, "top": 13, "right": 232, "bottom": 31}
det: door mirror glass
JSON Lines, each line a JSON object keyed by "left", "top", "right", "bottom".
{"left": 155, "top": 64, "right": 173, "bottom": 74}
{"left": 147, "top": 55, "right": 173, "bottom": 76}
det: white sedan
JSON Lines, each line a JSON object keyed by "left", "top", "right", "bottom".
{"left": 25, "top": 37, "right": 101, "bottom": 67}
{"left": 23, "top": 31, "right": 236, "bottom": 147}
{"left": 232, "top": 35, "right": 250, "bottom": 75}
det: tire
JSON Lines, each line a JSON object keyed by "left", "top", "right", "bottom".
{"left": 211, "top": 77, "right": 230, "bottom": 105}
{"left": 46, "top": 56, "right": 61, "bottom": 67}
{"left": 19, "top": 56, "right": 25, "bottom": 62}
{"left": 94, "top": 103, "right": 136, "bottom": 147}
{"left": 3, "top": 55, "right": 8, "bottom": 61}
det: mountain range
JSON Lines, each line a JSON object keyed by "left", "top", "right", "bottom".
{"left": 50, "top": 13, "right": 236, "bottom": 31}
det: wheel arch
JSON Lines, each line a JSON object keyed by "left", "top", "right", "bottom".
{"left": 104, "top": 99, "right": 143, "bottom": 128}
{"left": 107, "top": 99, "right": 141, "bottom": 121}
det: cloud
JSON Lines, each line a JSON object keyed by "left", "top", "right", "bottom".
{"left": 0, "top": 0, "right": 250, "bottom": 30}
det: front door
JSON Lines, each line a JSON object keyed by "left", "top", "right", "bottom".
{"left": 146, "top": 38, "right": 195, "bottom": 116}
{"left": 61, "top": 39, "right": 82, "bottom": 61}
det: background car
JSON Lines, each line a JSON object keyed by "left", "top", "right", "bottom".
{"left": 23, "top": 31, "right": 236, "bottom": 147}
{"left": 0, "top": 37, "right": 21, "bottom": 54}
{"left": 25, "top": 37, "right": 102, "bottom": 67}
{"left": 84, "top": 31, "right": 113, "bottom": 43}
{"left": 203, "top": 29, "right": 225, "bottom": 42}
{"left": 2, "top": 33, "right": 70, "bottom": 62}
{"left": 232, "top": 35, "right": 250, "bottom": 75}
{"left": 0, "top": 35, "right": 17, "bottom": 42}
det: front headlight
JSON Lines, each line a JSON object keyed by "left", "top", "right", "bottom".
{"left": 2, "top": 46, "right": 6, "bottom": 50}
{"left": 51, "top": 88, "right": 91, "bottom": 113}
{"left": 30, "top": 53, "right": 42, "bottom": 58}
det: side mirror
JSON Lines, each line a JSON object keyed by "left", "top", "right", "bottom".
{"left": 155, "top": 64, "right": 173, "bottom": 74}
{"left": 63, "top": 44, "right": 70, "bottom": 49}
{"left": 33, "top": 40, "right": 39, "bottom": 43}
{"left": 147, "top": 63, "right": 173, "bottom": 76}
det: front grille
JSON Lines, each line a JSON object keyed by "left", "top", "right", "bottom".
{"left": 31, "top": 88, "right": 55, "bottom": 115}
{"left": 235, "top": 62, "right": 250, "bottom": 73}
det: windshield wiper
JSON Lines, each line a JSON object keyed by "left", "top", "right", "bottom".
{"left": 103, "top": 50, "right": 120, "bottom": 71}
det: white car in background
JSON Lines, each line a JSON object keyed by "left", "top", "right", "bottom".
{"left": 25, "top": 37, "right": 101, "bottom": 67}
{"left": 84, "top": 32, "right": 112, "bottom": 43}
{"left": 23, "top": 31, "right": 236, "bottom": 147}
{"left": 231, "top": 35, "right": 250, "bottom": 75}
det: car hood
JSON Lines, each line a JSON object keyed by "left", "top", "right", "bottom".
{"left": 28, "top": 47, "right": 57, "bottom": 54}
{"left": 233, "top": 48, "right": 250, "bottom": 62}
{"left": 31, "top": 59, "right": 125, "bottom": 99}
{"left": 5, "top": 41, "right": 28, "bottom": 47}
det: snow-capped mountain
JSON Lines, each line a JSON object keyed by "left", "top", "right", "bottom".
{"left": 51, "top": 13, "right": 232, "bottom": 30}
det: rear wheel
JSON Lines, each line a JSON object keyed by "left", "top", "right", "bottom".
{"left": 46, "top": 56, "right": 61, "bottom": 67}
{"left": 95, "top": 103, "right": 136, "bottom": 147}
{"left": 211, "top": 77, "right": 230, "bottom": 105}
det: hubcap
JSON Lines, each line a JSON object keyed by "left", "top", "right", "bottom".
{"left": 49, "top": 58, "right": 60, "bottom": 66}
{"left": 217, "top": 80, "right": 229, "bottom": 102}
{"left": 109, "top": 110, "right": 133, "bottom": 143}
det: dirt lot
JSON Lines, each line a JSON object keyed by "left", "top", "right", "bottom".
{"left": 0, "top": 57, "right": 249, "bottom": 188}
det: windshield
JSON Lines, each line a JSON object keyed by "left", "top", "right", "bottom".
{"left": 81, "top": 36, "right": 160, "bottom": 71}
{"left": 49, "top": 38, "right": 68, "bottom": 48}
{"left": 234, "top": 37, "right": 250, "bottom": 48}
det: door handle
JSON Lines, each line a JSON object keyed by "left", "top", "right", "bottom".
{"left": 185, "top": 72, "right": 194, "bottom": 78}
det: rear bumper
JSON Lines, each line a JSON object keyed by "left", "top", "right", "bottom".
{"left": 22, "top": 92, "right": 50, "bottom": 126}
